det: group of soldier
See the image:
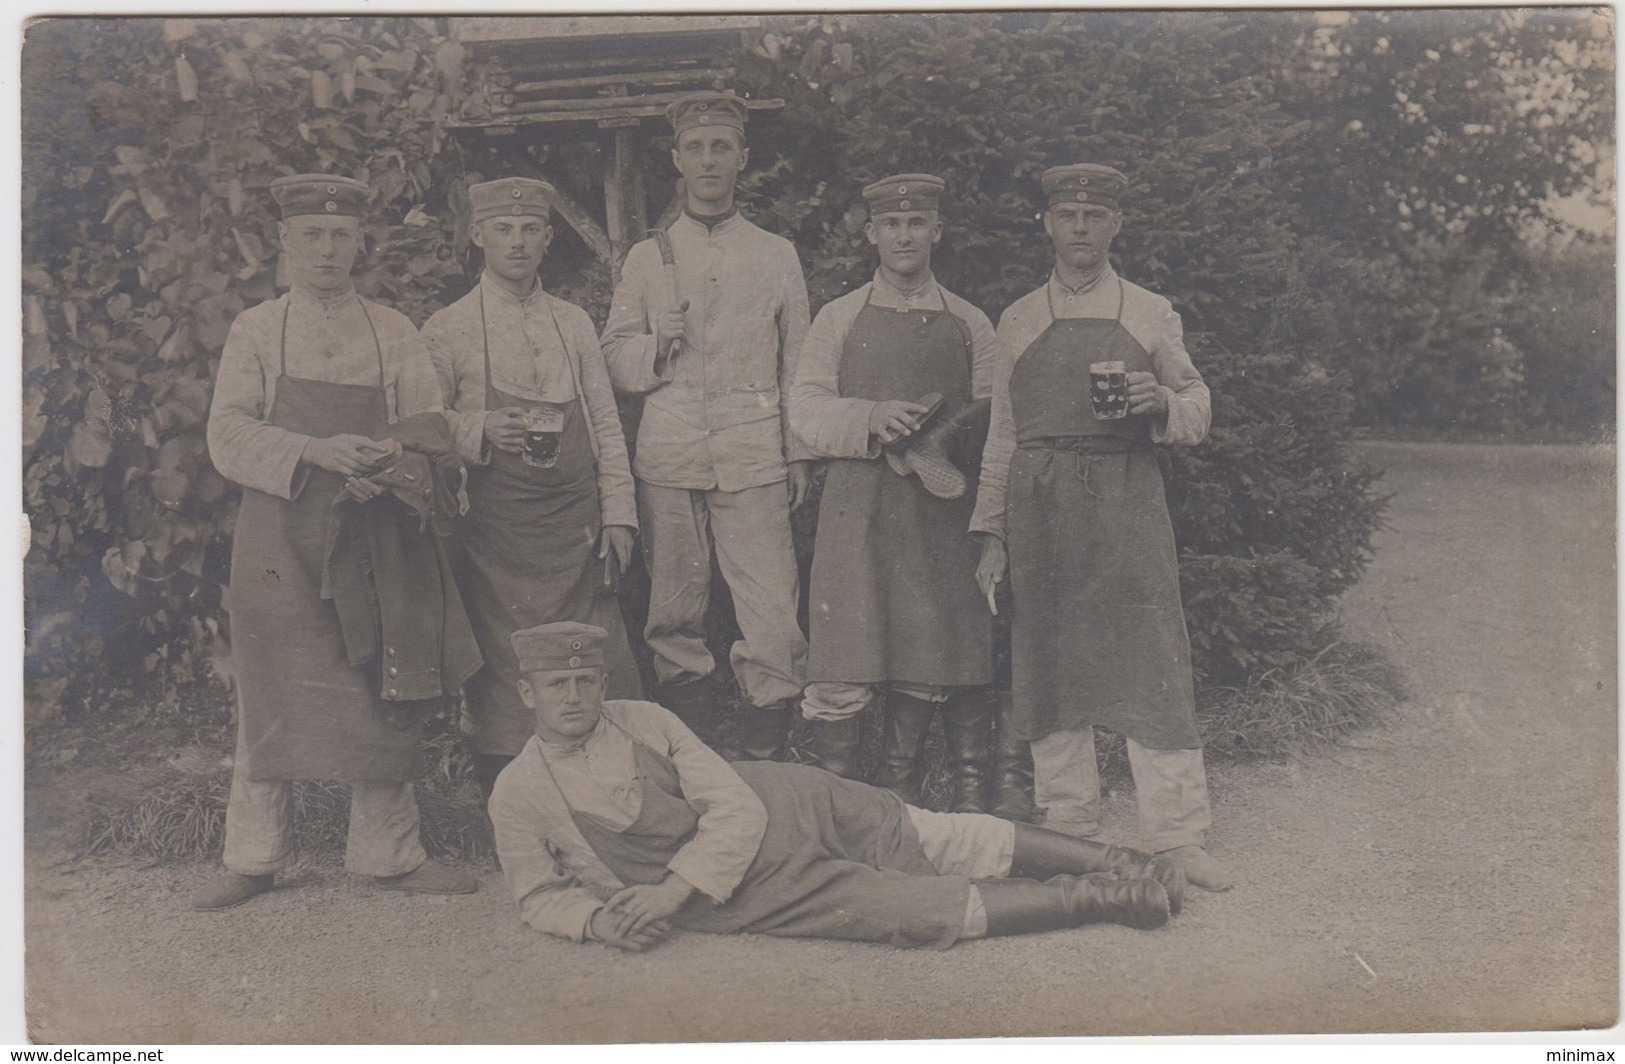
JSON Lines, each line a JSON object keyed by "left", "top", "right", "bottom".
{"left": 193, "top": 89, "right": 1232, "bottom": 949}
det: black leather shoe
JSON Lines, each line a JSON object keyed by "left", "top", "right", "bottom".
{"left": 193, "top": 871, "right": 274, "bottom": 912}
{"left": 977, "top": 873, "right": 1169, "bottom": 936}
{"left": 870, "top": 691, "right": 936, "bottom": 804}
{"left": 734, "top": 701, "right": 793, "bottom": 761}
{"left": 657, "top": 676, "right": 717, "bottom": 744}
{"left": 810, "top": 716, "right": 864, "bottom": 779}
{"left": 990, "top": 694, "right": 1037, "bottom": 822}
{"left": 943, "top": 691, "right": 995, "bottom": 813}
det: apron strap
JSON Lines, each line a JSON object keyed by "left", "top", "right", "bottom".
{"left": 277, "top": 295, "right": 388, "bottom": 403}
{"left": 1044, "top": 273, "right": 1127, "bottom": 366}
{"left": 478, "top": 283, "right": 601, "bottom": 463}
{"left": 357, "top": 299, "right": 386, "bottom": 391}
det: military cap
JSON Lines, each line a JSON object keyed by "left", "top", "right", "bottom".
{"left": 469, "top": 177, "right": 556, "bottom": 224}
{"left": 1040, "top": 164, "right": 1129, "bottom": 211}
{"left": 862, "top": 173, "right": 945, "bottom": 216}
{"left": 666, "top": 91, "right": 748, "bottom": 137}
{"left": 269, "top": 173, "right": 369, "bottom": 219}
{"left": 512, "top": 621, "right": 607, "bottom": 673}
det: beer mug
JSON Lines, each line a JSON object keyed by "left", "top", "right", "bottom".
{"left": 1089, "top": 360, "right": 1129, "bottom": 420}
{"left": 520, "top": 405, "right": 565, "bottom": 468}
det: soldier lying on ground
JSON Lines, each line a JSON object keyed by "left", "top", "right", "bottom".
{"left": 489, "top": 622, "right": 1189, "bottom": 952}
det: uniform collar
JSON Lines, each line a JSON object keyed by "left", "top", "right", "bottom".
{"left": 1049, "top": 262, "right": 1115, "bottom": 298}
{"left": 537, "top": 714, "right": 608, "bottom": 760}
{"left": 674, "top": 209, "right": 744, "bottom": 237}
{"left": 871, "top": 269, "right": 941, "bottom": 307}
{"left": 289, "top": 280, "right": 358, "bottom": 311}
{"left": 482, "top": 270, "right": 545, "bottom": 308}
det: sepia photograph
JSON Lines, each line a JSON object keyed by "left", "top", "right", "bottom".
{"left": 14, "top": 7, "right": 1618, "bottom": 1047}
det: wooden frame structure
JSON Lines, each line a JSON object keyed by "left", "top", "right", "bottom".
{"left": 447, "top": 17, "right": 784, "bottom": 273}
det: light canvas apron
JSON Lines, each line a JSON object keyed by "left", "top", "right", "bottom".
{"left": 453, "top": 288, "right": 642, "bottom": 757}
{"left": 231, "top": 299, "right": 423, "bottom": 781}
{"left": 1003, "top": 282, "right": 1199, "bottom": 749}
{"left": 806, "top": 291, "right": 992, "bottom": 687}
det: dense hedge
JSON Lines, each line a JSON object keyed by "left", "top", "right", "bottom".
{"left": 20, "top": 13, "right": 1610, "bottom": 725}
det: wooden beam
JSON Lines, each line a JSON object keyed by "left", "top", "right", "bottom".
{"left": 494, "top": 89, "right": 709, "bottom": 116}
{"left": 508, "top": 67, "right": 734, "bottom": 95}
{"left": 450, "top": 97, "right": 783, "bottom": 131}
{"left": 545, "top": 184, "right": 613, "bottom": 264}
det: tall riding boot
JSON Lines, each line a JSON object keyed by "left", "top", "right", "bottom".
{"left": 735, "top": 700, "right": 794, "bottom": 762}
{"left": 870, "top": 691, "right": 937, "bottom": 805}
{"left": 657, "top": 676, "right": 716, "bottom": 746}
{"left": 991, "top": 694, "right": 1037, "bottom": 823}
{"left": 810, "top": 716, "right": 864, "bottom": 779}
{"left": 1010, "top": 821, "right": 1187, "bottom": 915}
{"left": 943, "top": 690, "right": 995, "bottom": 814}
{"left": 976, "top": 873, "right": 1170, "bottom": 936}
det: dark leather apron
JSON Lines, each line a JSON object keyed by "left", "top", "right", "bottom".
{"left": 560, "top": 724, "right": 967, "bottom": 948}
{"left": 452, "top": 288, "right": 642, "bottom": 757}
{"left": 805, "top": 290, "right": 992, "bottom": 687}
{"left": 1003, "top": 281, "right": 1199, "bottom": 749}
{"left": 231, "top": 298, "right": 423, "bottom": 781}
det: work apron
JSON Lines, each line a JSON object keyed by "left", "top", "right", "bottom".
{"left": 453, "top": 289, "right": 642, "bottom": 757}
{"left": 1003, "top": 284, "right": 1199, "bottom": 750}
{"left": 806, "top": 292, "right": 992, "bottom": 688}
{"left": 565, "top": 734, "right": 967, "bottom": 949}
{"left": 231, "top": 301, "right": 423, "bottom": 781}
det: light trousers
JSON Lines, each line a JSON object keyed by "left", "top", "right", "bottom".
{"left": 638, "top": 480, "right": 807, "bottom": 708}
{"left": 222, "top": 722, "right": 427, "bottom": 878}
{"left": 905, "top": 805, "right": 1015, "bottom": 940}
{"left": 800, "top": 680, "right": 955, "bottom": 722}
{"left": 1029, "top": 726, "right": 1212, "bottom": 852}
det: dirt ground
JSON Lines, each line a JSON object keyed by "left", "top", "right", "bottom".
{"left": 20, "top": 441, "right": 1619, "bottom": 1043}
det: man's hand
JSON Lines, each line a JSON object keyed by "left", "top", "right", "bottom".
{"left": 598, "top": 524, "right": 636, "bottom": 575}
{"left": 1126, "top": 371, "right": 1169, "bottom": 417}
{"left": 340, "top": 476, "right": 386, "bottom": 504}
{"left": 302, "top": 435, "right": 398, "bottom": 477}
{"left": 786, "top": 460, "right": 815, "bottom": 510}
{"left": 604, "top": 875, "right": 695, "bottom": 935}
{"left": 655, "top": 300, "right": 690, "bottom": 360}
{"left": 974, "top": 534, "right": 1007, "bottom": 614}
{"left": 588, "top": 911, "right": 673, "bottom": 953}
{"left": 868, "top": 399, "right": 931, "bottom": 446}
{"left": 483, "top": 407, "right": 529, "bottom": 456}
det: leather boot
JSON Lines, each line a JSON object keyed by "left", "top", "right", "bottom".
{"left": 943, "top": 690, "right": 995, "bottom": 814}
{"left": 977, "top": 873, "right": 1170, "bottom": 936}
{"left": 810, "top": 716, "right": 864, "bottom": 779}
{"left": 1010, "top": 822, "right": 1186, "bottom": 915}
{"left": 991, "top": 694, "right": 1037, "bottom": 822}
{"left": 902, "top": 397, "right": 993, "bottom": 500}
{"left": 735, "top": 701, "right": 793, "bottom": 762}
{"left": 657, "top": 676, "right": 716, "bottom": 745}
{"left": 870, "top": 690, "right": 937, "bottom": 804}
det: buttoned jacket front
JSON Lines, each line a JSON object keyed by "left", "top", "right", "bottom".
{"left": 600, "top": 213, "right": 812, "bottom": 491}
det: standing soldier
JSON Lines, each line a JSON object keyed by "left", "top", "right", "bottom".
{"left": 971, "top": 164, "right": 1233, "bottom": 890}
{"left": 789, "top": 174, "right": 1000, "bottom": 811}
{"left": 422, "top": 177, "right": 641, "bottom": 802}
{"left": 196, "top": 174, "right": 477, "bottom": 910}
{"left": 601, "top": 91, "right": 812, "bottom": 761}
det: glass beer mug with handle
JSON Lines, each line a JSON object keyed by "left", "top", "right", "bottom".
{"left": 520, "top": 405, "right": 566, "bottom": 468}
{"left": 1088, "top": 360, "right": 1129, "bottom": 420}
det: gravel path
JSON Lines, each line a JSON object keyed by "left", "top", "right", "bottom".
{"left": 23, "top": 442, "right": 1618, "bottom": 1043}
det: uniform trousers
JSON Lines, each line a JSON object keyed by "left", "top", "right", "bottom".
{"left": 222, "top": 720, "right": 428, "bottom": 878}
{"left": 902, "top": 805, "right": 1013, "bottom": 938}
{"left": 801, "top": 680, "right": 956, "bottom": 721}
{"left": 638, "top": 480, "right": 807, "bottom": 708}
{"left": 1030, "top": 726, "right": 1212, "bottom": 852}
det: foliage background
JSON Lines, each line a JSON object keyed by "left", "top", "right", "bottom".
{"left": 20, "top": 13, "right": 1613, "bottom": 743}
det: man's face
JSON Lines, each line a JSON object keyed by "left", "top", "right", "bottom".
{"left": 519, "top": 667, "right": 608, "bottom": 744}
{"left": 672, "top": 126, "right": 748, "bottom": 209}
{"left": 1044, "top": 203, "right": 1121, "bottom": 274}
{"left": 474, "top": 216, "right": 552, "bottom": 286}
{"left": 278, "top": 215, "right": 361, "bottom": 292}
{"left": 865, "top": 210, "right": 942, "bottom": 280}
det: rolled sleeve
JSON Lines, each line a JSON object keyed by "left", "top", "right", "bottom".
{"left": 601, "top": 243, "right": 669, "bottom": 394}
{"left": 789, "top": 293, "right": 880, "bottom": 460}
{"left": 1147, "top": 304, "right": 1211, "bottom": 446}
{"left": 656, "top": 709, "right": 768, "bottom": 905}
{"left": 206, "top": 310, "right": 311, "bottom": 501}
{"left": 969, "top": 326, "right": 1019, "bottom": 540}
{"left": 489, "top": 789, "right": 605, "bottom": 942}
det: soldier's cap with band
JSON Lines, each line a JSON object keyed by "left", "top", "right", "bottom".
{"left": 512, "top": 621, "right": 607, "bottom": 674}
{"left": 666, "top": 91, "right": 748, "bottom": 137}
{"left": 1041, "top": 164, "right": 1129, "bottom": 211}
{"left": 862, "top": 173, "right": 945, "bottom": 216}
{"left": 469, "top": 177, "right": 556, "bottom": 224}
{"left": 270, "top": 173, "right": 370, "bottom": 219}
